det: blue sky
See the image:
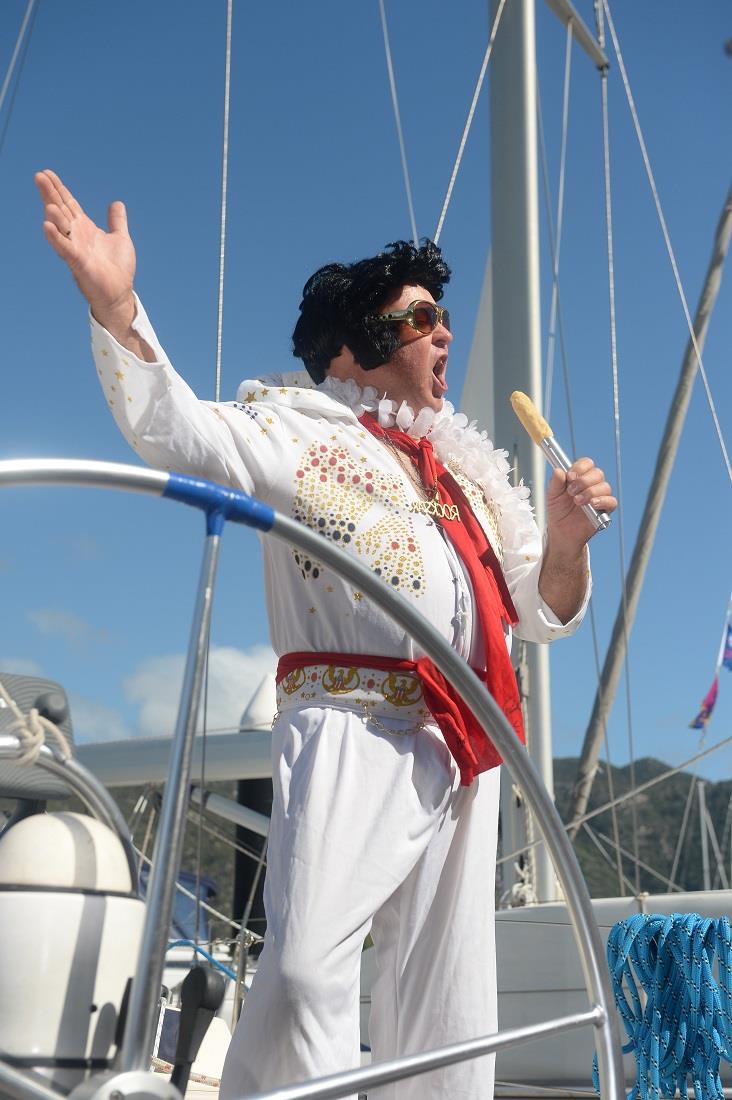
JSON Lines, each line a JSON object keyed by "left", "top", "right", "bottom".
{"left": 0, "top": 1, "right": 730, "bottom": 783}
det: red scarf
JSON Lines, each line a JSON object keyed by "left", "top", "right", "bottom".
{"left": 277, "top": 415, "right": 526, "bottom": 786}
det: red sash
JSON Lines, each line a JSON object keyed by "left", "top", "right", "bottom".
{"left": 276, "top": 649, "right": 517, "bottom": 785}
{"left": 277, "top": 414, "right": 525, "bottom": 785}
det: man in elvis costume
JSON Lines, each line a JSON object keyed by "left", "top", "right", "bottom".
{"left": 36, "top": 169, "right": 616, "bottom": 1100}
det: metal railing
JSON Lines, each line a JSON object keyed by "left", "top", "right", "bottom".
{"left": 0, "top": 459, "right": 625, "bottom": 1100}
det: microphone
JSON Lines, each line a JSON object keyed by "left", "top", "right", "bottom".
{"left": 510, "top": 391, "right": 611, "bottom": 532}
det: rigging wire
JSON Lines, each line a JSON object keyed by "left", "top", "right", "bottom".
{"left": 0, "top": 0, "right": 35, "bottom": 116}
{"left": 136, "top": 846, "right": 245, "bottom": 933}
{"left": 667, "top": 774, "right": 696, "bottom": 894}
{"left": 580, "top": 824, "right": 638, "bottom": 895}
{"left": 378, "top": 0, "right": 418, "bottom": 248}
{"left": 702, "top": 802, "right": 730, "bottom": 890}
{"left": 189, "top": 808, "right": 268, "bottom": 865}
{"left": 594, "top": 0, "right": 641, "bottom": 894}
{"left": 713, "top": 793, "right": 732, "bottom": 890}
{"left": 0, "top": 0, "right": 38, "bottom": 161}
{"left": 536, "top": 64, "right": 624, "bottom": 895}
{"left": 214, "top": 0, "right": 234, "bottom": 403}
{"left": 602, "top": 0, "right": 732, "bottom": 487}
{"left": 585, "top": 824, "right": 685, "bottom": 893}
{"left": 542, "top": 20, "right": 573, "bottom": 421}
{"left": 497, "top": 726, "right": 732, "bottom": 869}
{"left": 434, "top": 0, "right": 507, "bottom": 244}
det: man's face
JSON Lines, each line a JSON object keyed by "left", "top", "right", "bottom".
{"left": 330, "top": 284, "right": 453, "bottom": 412}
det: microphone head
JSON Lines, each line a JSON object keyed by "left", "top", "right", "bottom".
{"left": 510, "top": 390, "right": 552, "bottom": 445}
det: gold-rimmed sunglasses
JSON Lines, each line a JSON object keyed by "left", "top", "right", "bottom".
{"left": 375, "top": 300, "right": 451, "bottom": 335}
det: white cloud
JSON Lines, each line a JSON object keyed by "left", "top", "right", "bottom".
{"left": 0, "top": 660, "right": 132, "bottom": 746}
{"left": 28, "top": 608, "right": 110, "bottom": 646}
{"left": 67, "top": 694, "right": 134, "bottom": 744}
{"left": 0, "top": 657, "right": 44, "bottom": 676}
{"left": 124, "top": 644, "right": 277, "bottom": 738}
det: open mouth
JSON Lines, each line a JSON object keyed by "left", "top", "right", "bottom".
{"left": 432, "top": 357, "right": 448, "bottom": 397}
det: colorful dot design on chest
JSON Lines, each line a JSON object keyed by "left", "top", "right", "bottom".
{"left": 292, "top": 442, "right": 426, "bottom": 596}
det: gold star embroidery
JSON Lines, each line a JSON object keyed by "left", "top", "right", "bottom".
{"left": 279, "top": 387, "right": 287, "bottom": 395}
{"left": 127, "top": 396, "right": 132, "bottom": 403}
{"left": 353, "top": 591, "right": 363, "bottom": 602}
{"left": 115, "top": 370, "right": 125, "bottom": 381}
{"left": 110, "top": 385, "right": 116, "bottom": 392}
{"left": 261, "top": 387, "right": 269, "bottom": 396}
{"left": 292, "top": 437, "right": 299, "bottom": 443}
{"left": 309, "top": 607, "right": 316, "bottom": 614}
{"left": 101, "top": 349, "right": 109, "bottom": 357}
{"left": 122, "top": 358, "right": 129, "bottom": 366}
{"left": 266, "top": 417, "right": 274, "bottom": 424}
{"left": 213, "top": 408, "right": 224, "bottom": 419}
{"left": 245, "top": 391, "right": 256, "bottom": 403}
{"left": 108, "top": 399, "right": 115, "bottom": 406}
{"left": 330, "top": 434, "right": 338, "bottom": 441}
{"left": 326, "top": 585, "right": 334, "bottom": 593}
{"left": 360, "top": 456, "right": 367, "bottom": 463}
{"left": 260, "top": 428, "right": 267, "bottom": 435}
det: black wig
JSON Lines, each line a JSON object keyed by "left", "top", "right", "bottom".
{"left": 292, "top": 239, "right": 451, "bottom": 384}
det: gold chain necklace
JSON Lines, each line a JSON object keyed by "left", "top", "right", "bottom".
{"left": 379, "top": 436, "right": 460, "bottom": 522}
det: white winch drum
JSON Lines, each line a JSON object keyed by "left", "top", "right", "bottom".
{"left": 0, "top": 812, "right": 145, "bottom": 1090}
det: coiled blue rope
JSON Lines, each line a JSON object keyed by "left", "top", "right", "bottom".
{"left": 593, "top": 913, "right": 732, "bottom": 1100}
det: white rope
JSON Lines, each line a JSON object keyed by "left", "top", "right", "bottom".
{"left": 433, "top": 0, "right": 507, "bottom": 244}
{"left": 603, "top": 0, "right": 732, "bottom": 486}
{"left": 0, "top": 680, "right": 71, "bottom": 765}
{"left": 378, "top": 0, "right": 418, "bottom": 247}
{"left": 595, "top": 0, "right": 642, "bottom": 893}
{"left": 542, "top": 20, "right": 573, "bottom": 419}
{"left": 214, "top": 0, "right": 234, "bottom": 403}
{"left": 0, "top": 0, "right": 35, "bottom": 117}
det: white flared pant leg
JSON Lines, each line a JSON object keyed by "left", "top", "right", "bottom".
{"left": 219, "top": 706, "right": 459, "bottom": 1099}
{"left": 368, "top": 765, "right": 500, "bottom": 1100}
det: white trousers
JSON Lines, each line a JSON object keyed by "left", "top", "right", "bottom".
{"left": 219, "top": 706, "right": 500, "bottom": 1100}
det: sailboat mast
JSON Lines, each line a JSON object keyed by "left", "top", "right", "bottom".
{"left": 486, "top": 0, "right": 556, "bottom": 903}
{"left": 464, "top": 0, "right": 607, "bottom": 904}
{"left": 567, "top": 180, "right": 732, "bottom": 838}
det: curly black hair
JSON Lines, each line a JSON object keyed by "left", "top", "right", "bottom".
{"left": 292, "top": 239, "right": 451, "bottom": 384}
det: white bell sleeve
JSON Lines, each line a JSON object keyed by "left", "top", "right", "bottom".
{"left": 503, "top": 523, "right": 592, "bottom": 643}
{"left": 90, "top": 295, "right": 280, "bottom": 497}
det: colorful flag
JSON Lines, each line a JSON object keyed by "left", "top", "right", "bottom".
{"left": 689, "top": 675, "right": 719, "bottom": 730}
{"left": 723, "top": 622, "right": 732, "bottom": 672}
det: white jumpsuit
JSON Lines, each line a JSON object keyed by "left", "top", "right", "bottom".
{"left": 90, "top": 300, "right": 589, "bottom": 1098}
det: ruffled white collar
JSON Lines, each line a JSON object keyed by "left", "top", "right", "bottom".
{"left": 318, "top": 377, "right": 535, "bottom": 551}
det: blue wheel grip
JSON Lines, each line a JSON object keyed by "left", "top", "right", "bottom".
{"left": 163, "top": 472, "right": 275, "bottom": 533}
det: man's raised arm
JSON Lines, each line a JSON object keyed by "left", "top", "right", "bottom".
{"left": 34, "top": 169, "right": 155, "bottom": 363}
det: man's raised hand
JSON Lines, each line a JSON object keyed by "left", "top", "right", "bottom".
{"left": 35, "top": 169, "right": 137, "bottom": 338}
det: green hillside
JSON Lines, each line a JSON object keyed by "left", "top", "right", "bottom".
{"left": 553, "top": 756, "right": 732, "bottom": 897}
